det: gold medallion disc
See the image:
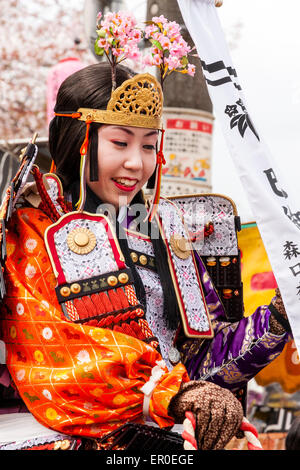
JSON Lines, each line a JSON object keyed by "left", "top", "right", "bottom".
{"left": 170, "top": 234, "right": 191, "bottom": 260}
{"left": 67, "top": 227, "right": 97, "bottom": 255}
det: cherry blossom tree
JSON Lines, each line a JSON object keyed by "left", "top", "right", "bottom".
{"left": 0, "top": 0, "right": 95, "bottom": 141}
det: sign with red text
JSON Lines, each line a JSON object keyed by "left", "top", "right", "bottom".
{"left": 161, "top": 107, "right": 213, "bottom": 196}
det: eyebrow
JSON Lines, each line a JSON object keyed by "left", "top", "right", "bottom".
{"left": 111, "top": 127, "right": 158, "bottom": 137}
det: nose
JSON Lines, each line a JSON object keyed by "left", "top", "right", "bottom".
{"left": 123, "top": 144, "right": 143, "bottom": 172}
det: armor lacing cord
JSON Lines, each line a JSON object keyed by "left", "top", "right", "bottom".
{"left": 56, "top": 195, "right": 73, "bottom": 214}
{"left": 108, "top": 288, "right": 123, "bottom": 310}
{"left": 70, "top": 286, "right": 158, "bottom": 346}
{"left": 90, "top": 292, "right": 107, "bottom": 314}
{"left": 138, "top": 318, "right": 156, "bottom": 341}
{"left": 189, "top": 222, "right": 214, "bottom": 242}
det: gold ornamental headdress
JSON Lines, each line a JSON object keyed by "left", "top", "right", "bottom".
{"left": 77, "top": 73, "right": 163, "bottom": 130}
{"left": 53, "top": 10, "right": 196, "bottom": 220}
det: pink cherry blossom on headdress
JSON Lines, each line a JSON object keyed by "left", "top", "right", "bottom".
{"left": 151, "top": 15, "right": 168, "bottom": 25}
{"left": 96, "top": 10, "right": 142, "bottom": 58}
{"left": 187, "top": 63, "right": 196, "bottom": 76}
{"left": 95, "top": 10, "right": 142, "bottom": 89}
{"left": 143, "top": 15, "right": 196, "bottom": 87}
{"left": 166, "top": 55, "right": 181, "bottom": 71}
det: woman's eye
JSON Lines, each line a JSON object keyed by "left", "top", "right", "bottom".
{"left": 143, "top": 145, "right": 155, "bottom": 150}
{"left": 112, "top": 141, "right": 127, "bottom": 147}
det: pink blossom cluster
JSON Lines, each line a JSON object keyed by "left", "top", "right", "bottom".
{"left": 95, "top": 11, "right": 142, "bottom": 63}
{"left": 143, "top": 15, "right": 196, "bottom": 79}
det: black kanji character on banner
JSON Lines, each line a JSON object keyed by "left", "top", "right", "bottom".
{"left": 283, "top": 241, "right": 300, "bottom": 260}
{"left": 224, "top": 98, "right": 260, "bottom": 141}
{"left": 264, "top": 168, "right": 288, "bottom": 199}
{"left": 283, "top": 206, "right": 300, "bottom": 231}
{"left": 289, "top": 263, "right": 300, "bottom": 277}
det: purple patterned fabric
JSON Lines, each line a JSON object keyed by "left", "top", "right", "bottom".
{"left": 181, "top": 252, "right": 292, "bottom": 393}
{"left": 0, "top": 365, "right": 28, "bottom": 414}
{"left": 0, "top": 365, "right": 10, "bottom": 388}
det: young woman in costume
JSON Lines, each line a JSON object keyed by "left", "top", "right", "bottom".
{"left": 0, "top": 59, "right": 291, "bottom": 450}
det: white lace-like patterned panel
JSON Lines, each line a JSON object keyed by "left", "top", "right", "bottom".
{"left": 172, "top": 195, "right": 238, "bottom": 256}
{"left": 125, "top": 230, "right": 155, "bottom": 256}
{"left": 126, "top": 232, "right": 176, "bottom": 370}
{"left": 53, "top": 218, "right": 119, "bottom": 284}
{"left": 158, "top": 199, "right": 210, "bottom": 333}
{"left": 44, "top": 174, "right": 65, "bottom": 217}
{"left": 137, "top": 266, "right": 176, "bottom": 371}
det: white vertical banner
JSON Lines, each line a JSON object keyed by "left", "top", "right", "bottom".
{"left": 177, "top": 0, "right": 300, "bottom": 352}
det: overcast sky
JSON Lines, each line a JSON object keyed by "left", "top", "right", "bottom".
{"left": 212, "top": 0, "right": 300, "bottom": 221}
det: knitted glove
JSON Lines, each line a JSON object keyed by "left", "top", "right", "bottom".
{"left": 168, "top": 380, "right": 243, "bottom": 450}
{"left": 269, "top": 288, "right": 292, "bottom": 335}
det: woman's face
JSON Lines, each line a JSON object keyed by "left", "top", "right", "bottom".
{"left": 87, "top": 125, "right": 158, "bottom": 211}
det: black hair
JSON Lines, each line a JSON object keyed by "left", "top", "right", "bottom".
{"left": 286, "top": 417, "right": 300, "bottom": 450}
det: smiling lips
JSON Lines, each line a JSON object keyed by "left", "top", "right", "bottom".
{"left": 112, "top": 177, "right": 138, "bottom": 192}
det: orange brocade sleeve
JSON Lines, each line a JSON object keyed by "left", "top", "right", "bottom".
{"left": 1, "top": 208, "right": 189, "bottom": 437}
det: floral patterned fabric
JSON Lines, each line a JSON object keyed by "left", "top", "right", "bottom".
{"left": 0, "top": 207, "right": 189, "bottom": 437}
